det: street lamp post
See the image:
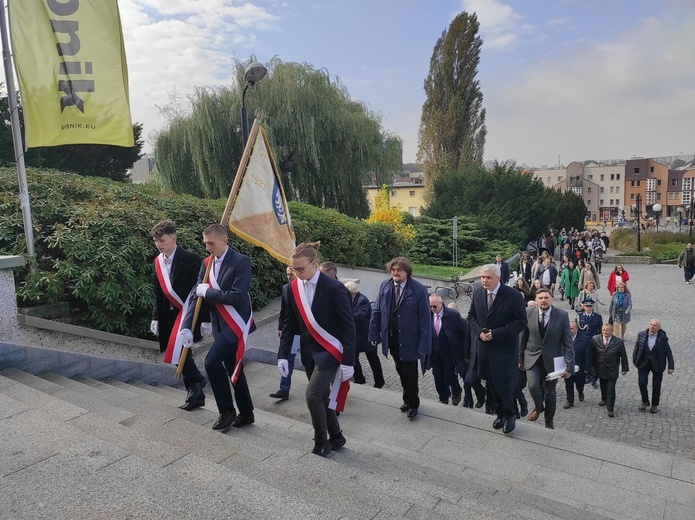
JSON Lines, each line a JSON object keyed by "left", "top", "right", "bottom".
{"left": 677, "top": 206, "right": 684, "bottom": 232}
{"left": 240, "top": 61, "right": 267, "bottom": 148}
{"left": 630, "top": 194, "right": 643, "bottom": 252}
{"left": 690, "top": 199, "right": 695, "bottom": 237}
{"left": 652, "top": 203, "right": 662, "bottom": 231}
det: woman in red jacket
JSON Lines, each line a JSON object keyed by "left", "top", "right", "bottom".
{"left": 607, "top": 264, "right": 630, "bottom": 295}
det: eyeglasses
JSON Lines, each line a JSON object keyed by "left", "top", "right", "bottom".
{"left": 429, "top": 305, "right": 440, "bottom": 309}
{"left": 290, "top": 260, "right": 314, "bottom": 274}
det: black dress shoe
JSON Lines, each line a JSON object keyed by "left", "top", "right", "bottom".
{"left": 578, "top": 391, "right": 584, "bottom": 402}
{"left": 212, "top": 410, "right": 236, "bottom": 431}
{"left": 520, "top": 403, "right": 529, "bottom": 417}
{"left": 232, "top": 413, "right": 255, "bottom": 428}
{"left": 452, "top": 393, "right": 462, "bottom": 406}
{"left": 406, "top": 408, "right": 418, "bottom": 418}
{"left": 185, "top": 378, "right": 207, "bottom": 404}
{"left": 503, "top": 417, "right": 516, "bottom": 434}
{"left": 400, "top": 404, "right": 410, "bottom": 413}
{"left": 439, "top": 398, "right": 449, "bottom": 404}
{"left": 374, "top": 381, "right": 385, "bottom": 389}
{"left": 545, "top": 420, "right": 555, "bottom": 430}
{"left": 353, "top": 378, "right": 366, "bottom": 385}
{"left": 312, "top": 441, "right": 332, "bottom": 457}
{"left": 475, "top": 396, "right": 486, "bottom": 408}
{"left": 269, "top": 389, "right": 289, "bottom": 400}
{"left": 492, "top": 417, "right": 505, "bottom": 430}
{"left": 329, "top": 434, "right": 346, "bottom": 450}
{"left": 179, "top": 398, "right": 205, "bottom": 411}
{"left": 462, "top": 399, "right": 473, "bottom": 408}
{"left": 599, "top": 400, "right": 606, "bottom": 407}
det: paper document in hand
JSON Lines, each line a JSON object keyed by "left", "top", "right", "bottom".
{"left": 228, "top": 126, "right": 295, "bottom": 264}
{"left": 553, "top": 356, "right": 565, "bottom": 372}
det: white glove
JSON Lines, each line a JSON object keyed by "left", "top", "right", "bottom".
{"left": 150, "top": 320, "right": 158, "bottom": 335}
{"left": 196, "top": 283, "right": 210, "bottom": 298}
{"left": 180, "top": 328, "right": 194, "bottom": 348}
{"left": 340, "top": 364, "right": 354, "bottom": 382}
{"left": 201, "top": 322, "right": 212, "bottom": 337}
{"left": 278, "top": 359, "right": 289, "bottom": 377}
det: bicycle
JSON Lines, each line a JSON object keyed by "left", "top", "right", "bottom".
{"left": 434, "top": 281, "right": 474, "bottom": 300}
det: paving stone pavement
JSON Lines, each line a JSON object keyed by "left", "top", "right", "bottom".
{"left": 355, "top": 263, "right": 695, "bottom": 459}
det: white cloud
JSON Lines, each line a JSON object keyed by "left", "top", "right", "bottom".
{"left": 460, "top": 0, "right": 525, "bottom": 50}
{"left": 484, "top": 14, "right": 695, "bottom": 166}
{"left": 118, "top": 0, "right": 278, "bottom": 148}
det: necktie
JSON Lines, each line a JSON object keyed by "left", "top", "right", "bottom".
{"left": 214, "top": 258, "right": 221, "bottom": 278}
{"left": 540, "top": 312, "right": 546, "bottom": 328}
{"left": 604, "top": 337, "right": 609, "bottom": 347}
{"left": 164, "top": 257, "right": 173, "bottom": 279}
{"left": 394, "top": 283, "right": 401, "bottom": 306}
{"left": 435, "top": 314, "right": 441, "bottom": 336}
{"left": 488, "top": 291, "right": 494, "bottom": 309}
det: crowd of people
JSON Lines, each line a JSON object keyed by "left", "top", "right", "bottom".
{"left": 148, "top": 220, "right": 677, "bottom": 457}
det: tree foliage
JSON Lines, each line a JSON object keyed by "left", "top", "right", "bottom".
{"left": 366, "top": 185, "right": 415, "bottom": 245}
{"left": 0, "top": 91, "right": 143, "bottom": 181}
{"left": 425, "top": 162, "right": 583, "bottom": 245}
{"left": 155, "top": 58, "right": 402, "bottom": 218}
{"left": 418, "top": 12, "right": 486, "bottom": 195}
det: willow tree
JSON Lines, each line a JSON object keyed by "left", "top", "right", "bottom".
{"left": 418, "top": 12, "right": 487, "bottom": 199}
{"left": 154, "top": 58, "right": 402, "bottom": 217}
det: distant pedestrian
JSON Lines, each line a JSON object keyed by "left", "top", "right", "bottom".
{"left": 608, "top": 282, "right": 632, "bottom": 339}
{"left": 632, "top": 319, "right": 674, "bottom": 414}
{"left": 677, "top": 243, "right": 695, "bottom": 284}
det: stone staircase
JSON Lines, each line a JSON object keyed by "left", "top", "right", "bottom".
{"left": 1, "top": 358, "right": 694, "bottom": 520}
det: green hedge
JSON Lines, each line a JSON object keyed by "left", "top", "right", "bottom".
{"left": 0, "top": 168, "right": 286, "bottom": 336}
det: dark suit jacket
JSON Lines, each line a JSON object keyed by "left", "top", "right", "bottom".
{"left": 576, "top": 312, "right": 603, "bottom": 340}
{"left": 519, "top": 306, "right": 574, "bottom": 373}
{"left": 351, "top": 292, "right": 372, "bottom": 353}
{"left": 632, "top": 329, "right": 674, "bottom": 372}
{"left": 519, "top": 260, "right": 533, "bottom": 284}
{"left": 278, "top": 284, "right": 290, "bottom": 333}
{"left": 182, "top": 247, "right": 255, "bottom": 344}
{"left": 467, "top": 283, "right": 527, "bottom": 381}
{"left": 369, "top": 276, "right": 431, "bottom": 362}
{"left": 497, "top": 261, "right": 510, "bottom": 285}
{"left": 432, "top": 306, "right": 469, "bottom": 372}
{"left": 278, "top": 272, "right": 356, "bottom": 371}
{"left": 152, "top": 246, "right": 205, "bottom": 353}
{"left": 589, "top": 335, "right": 628, "bottom": 380}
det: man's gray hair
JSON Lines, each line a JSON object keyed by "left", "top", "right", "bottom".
{"left": 480, "top": 264, "right": 501, "bottom": 277}
{"left": 344, "top": 280, "right": 359, "bottom": 295}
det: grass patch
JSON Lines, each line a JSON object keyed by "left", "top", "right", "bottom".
{"left": 412, "top": 263, "right": 474, "bottom": 280}
{"left": 610, "top": 228, "right": 691, "bottom": 261}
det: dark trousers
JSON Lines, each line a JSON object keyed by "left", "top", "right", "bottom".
{"left": 463, "top": 380, "right": 485, "bottom": 407}
{"left": 354, "top": 348, "right": 385, "bottom": 386}
{"left": 305, "top": 364, "right": 341, "bottom": 444}
{"left": 180, "top": 350, "right": 205, "bottom": 388}
{"left": 514, "top": 368, "right": 528, "bottom": 409}
{"left": 484, "top": 358, "right": 516, "bottom": 420}
{"left": 599, "top": 378, "right": 617, "bottom": 412}
{"left": 389, "top": 340, "right": 419, "bottom": 409}
{"left": 638, "top": 359, "right": 664, "bottom": 406}
{"left": 564, "top": 368, "right": 585, "bottom": 403}
{"left": 684, "top": 266, "right": 695, "bottom": 282}
{"left": 431, "top": 348, "right": 462, "bottom": 401}
{"left": 204, "top": 334, "right": 253, "bottom": 415}
{"left": 526, "top": 357, "right": 558, "bottom": 422}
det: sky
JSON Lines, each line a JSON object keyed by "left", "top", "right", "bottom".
{"left": 118, "top": 0, "right": 695, "bottom": 169}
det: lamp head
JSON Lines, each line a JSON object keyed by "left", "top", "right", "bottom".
{"left": 244, "top": 62, "right": 267, "bottom": 86}
{"left": 653, "top": 203, "right": 662, "bottom": 213}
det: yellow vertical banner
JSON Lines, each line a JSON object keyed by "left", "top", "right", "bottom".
{"left": 8, "top": 0, "right": 134, "bottom": 147}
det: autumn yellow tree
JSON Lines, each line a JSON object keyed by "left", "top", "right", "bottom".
{"left": 367, "top": 186, "right": 415, "bottom": 245}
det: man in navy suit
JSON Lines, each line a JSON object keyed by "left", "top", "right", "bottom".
{"left": 519, "top": 289, "right": 574, "bottom": 429}
{"left": 429, "top": 294, "right": 469, "bottom": 405}
{"left": 369, "top": 257, "right": 431, "bottom": 418}
{"left": 496, "top": 255, "right": 510, "bottom": 286}
{"left": 632, "top": 319, "right": 675, "bottom": 414}
{"left": 181, "top": 224, "right": 256, "bottom": 431}
{"left": 278, "top": 243, "right": 356, "bottom": 457}
{"left": 150, "top": 220, "right": 208, "bottom": 411}
{"left": 468, "top": 264, "right": 527, "bottom": 434}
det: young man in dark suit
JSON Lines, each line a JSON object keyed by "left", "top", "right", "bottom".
{"left": 150, "top": 220, "right": 207, "bottom": 411}
{"left": 496, "top": 255, "right": 510, "bottom": 286}
{"left": 278, "top": 242, "right": 356, "bottom": 457}
{"left": 468, "top": 264, "right": 528, "bottom": 434}
{"left": 369, "top": 257, "right": 431, "bottom": 418}
{"left": 519, "top": 289, "right": 574, "bottom": 429}
{"left": 181, "top": 224, "right": 256, "bottom": 431}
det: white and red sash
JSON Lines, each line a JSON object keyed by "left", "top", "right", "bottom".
{"left": 206, "top": 257, "right": 254, "bottom": 385}
{"left": 291, "top": 278, "right": 350, "bottom": 412}
{"left": 154, "top": 254, "right": 191, "bottom": 365}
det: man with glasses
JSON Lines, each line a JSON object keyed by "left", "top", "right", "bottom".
{"left": 270, "top": 266, "right": 297, "bottom": 400}
{"left": 369, "top": 257, "right": 431, "bottom": 418}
